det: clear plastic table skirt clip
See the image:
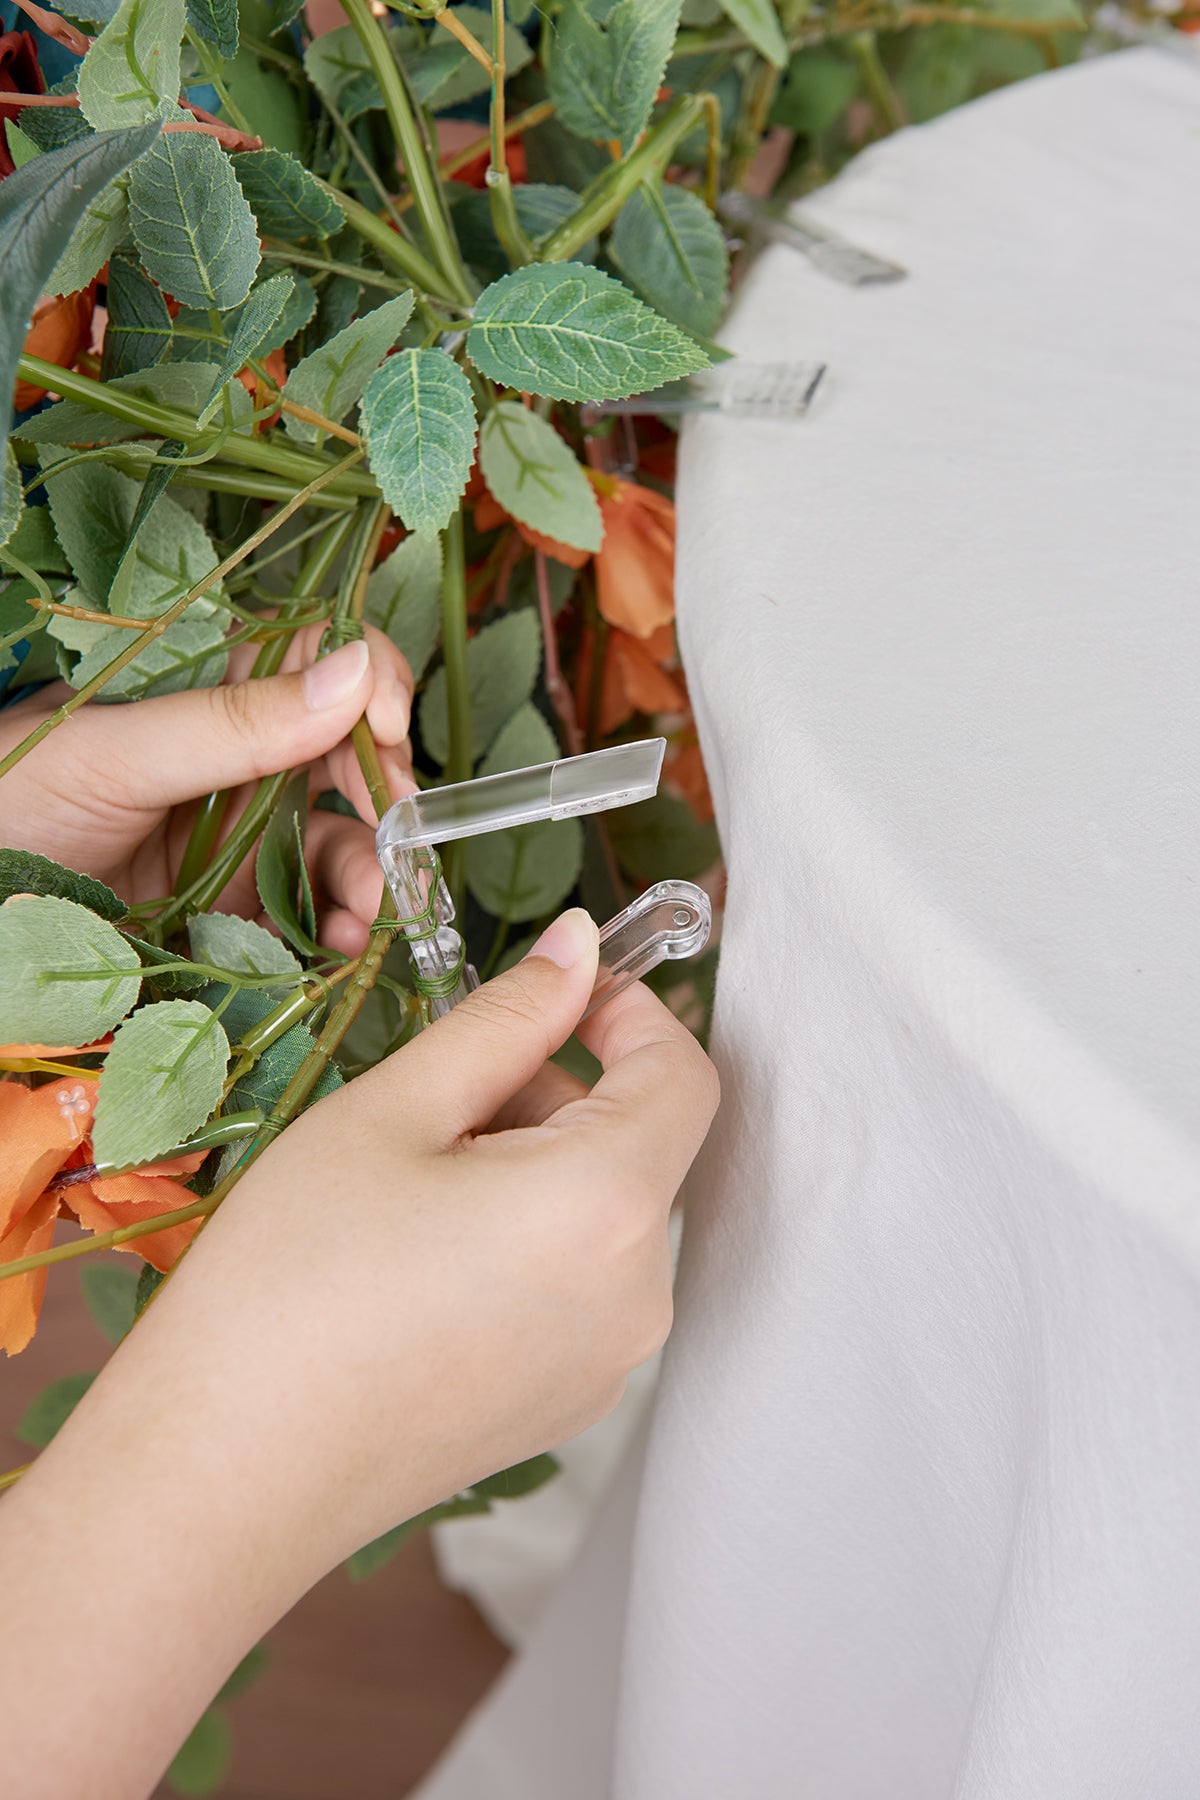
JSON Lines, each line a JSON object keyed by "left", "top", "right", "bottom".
{"left": 375, "top": 738, "right": 712, "bottom": 1026}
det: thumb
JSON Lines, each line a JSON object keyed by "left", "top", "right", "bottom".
{"left": 395, "top": 908, "right": 600, "bottom": 1146}
{"left": 108, "top": 641, "right": 373, "bottom": 809}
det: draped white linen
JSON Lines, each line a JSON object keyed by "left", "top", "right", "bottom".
{"left": 416, "top": 47, "right": 1200, "bottom": 1798}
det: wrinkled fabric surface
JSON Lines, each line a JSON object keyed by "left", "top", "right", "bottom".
{"left": 416, "top": 49, "right": 1200, "bottom": 1799}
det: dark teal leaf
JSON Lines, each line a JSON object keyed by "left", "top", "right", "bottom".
{"left": 0, "top": 848, "right": 125, "bottom": 920}
{"left": 100, "top": 253, "right": 173, "bottom": 380}
{"left": 80, "top": 1261, "right": 140, "bottom": 1343}
{"left": 133, "top": 1261, "right": 165, "bottom": 1317}
{"left": 609, "top": 181, "right": 729, "bottom": 339}
{"left": 229, "top": 149, "right": 344, "bottom": 241}
{"left": 0, "top": 123, "right": 161, "bottom": 463}
{"left": 549, "top": 0, "right": 681, "bottom": 152}
{"left": 129, "top": 128, "right": 261, "bottom": 311}
{"left": 187, "top": 0, "right": 239, "bottom": 61}
{"left": 359, "top": 348, "right": 477, "bottom": 536}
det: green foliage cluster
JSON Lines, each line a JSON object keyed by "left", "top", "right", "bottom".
{"left": 0, "top": 0, "right": 1092, "bottom": 1783}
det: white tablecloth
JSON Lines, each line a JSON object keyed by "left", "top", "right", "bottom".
{"left": 416, "top": 47, "right": 1200, "bottom": 1798}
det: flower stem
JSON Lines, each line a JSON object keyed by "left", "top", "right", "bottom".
{"left": 487, "top": 0, "right": 534, "bottom": 267}
{"left": 536, "top": 95, "right": 707, "bottom": 264}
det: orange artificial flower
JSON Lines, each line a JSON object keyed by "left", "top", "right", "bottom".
{"left": 665, "top": 739, "right": 714, "bottom": 823}
{"left": 14, "top": 286, "right": 97, "bottom": 411}
{"left": 0, "top": 1076, "right": 205, "bottom": 1356}
{"left": 594, "top": 480, "right": 676, "bottom": 639}
{"left": 473, "top": 487, "right": 593, "bottom": 570}
{"left": 575, "top": 621, "right": 686, "bottom": 737}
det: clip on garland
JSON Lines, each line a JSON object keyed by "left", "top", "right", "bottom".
{"left": 376, "top": 739, "right": 712, "bottom": 1024}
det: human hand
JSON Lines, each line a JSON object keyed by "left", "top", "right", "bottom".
{"left": 0, "top": 625, "right": 414, "bottom": 954}
{"left": 0, "top": 911, "right": 719, "bottom": 1799}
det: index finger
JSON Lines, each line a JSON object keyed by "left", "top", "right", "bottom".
{"left": 547, "top": 982, "right": 720, "bottom": 1199}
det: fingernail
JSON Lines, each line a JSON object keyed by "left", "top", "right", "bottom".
{"left": 304, "top": 640, "right": 369, "bottom": 710}
{"left": 524, "top": 907, "right": 595, "bottom": 970}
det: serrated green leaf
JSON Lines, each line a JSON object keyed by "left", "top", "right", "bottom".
{"left": 129, "top": 129, "right": 260, "bottom": 310}
{"left": 42, "top": 457, "right": 224, "bottom": 611}
{"left": 364, "top": 531, "right": 442, "bottom": 679}
{"left": 211, "top": 985, "right": 341, "bottom": 1114}
{"left": 360, "top": 348, "right": 477, "bottom": 536}
{"left": 53, "top": 604, "right": 231, "bottom": 699}
{"left": 92, "top": 999, "right": 230, "bottom": 1167}
{"left": 465, "top": 705, "right": 583, "bottom": 921}
{"left": 16, "top": 1374, "right": 97, "bottom": 1448}
{"left": 549, "top": 0, "right": 681, "bottom": 152}
{"left": 479, "top": 403, "right": 602, "bottom": 553}
{"left": 17, "top": 88, "right": 94, "bottom": 155}
{"left": 0, "top": 849, "right": 125, "bottom": 919}
{"left": 229, "top": 148, "right": 343, "bottom": 241}
{"left": 100, "top": 254, "right": 172, "bottom": 380}
{"left": 453, "top": 183, "right": 592, "bottom": 288}
{"left": 718, "top": 0, "right": 787, "bottom": 66}
{"left": 167, "top": 1709, "right": 231, "bottom": 1797}
{"left": 0, "top": 894, "right": 142, "bottom": 1045}
{"left": 187, "top": 0, "right": 238, "bottom": 61}
{"left": 282, "top": 291, "right": 414, "bottom": 445}
{"left": 420, "top": 607, "right": 540, "bottom": 768}
{"left": 188, "top": 911, "right": 302, "bottom": 979}
{"left": 0, "top": 444, "right": 21, "bottom": 555}
{"left": 0, "top": 123, "right": 160, "bottom": 432}
{"left": 467, "top": 263, "right": 709, "bottom": 402}
{"left": 258, "top": 271, "right": 317, "bottom": 356}
{"left": 78, "top": 0, "right": 185, "bottom": 130}
{"left": 610, "top": 182, "right": 729, "bottom": 339}
{"left": 80, "top": 1261, "right": 140, "bottom": 1343}
{"left": 607, "top": 788, "right": 720, "bottom": 882}
{"left": 255, "top": 772, "right": 320, "bottom": 955}
{"left": 196, "top": 273, "right": 294, "bottom": 425}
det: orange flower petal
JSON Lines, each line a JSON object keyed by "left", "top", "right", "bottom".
{"left": 611, "top": 632, "right": 687, "bottom": 718}
{"left": 14, "top": 287, "right": 96, "bottom": 410}
{"left": 594, "top": 483, "right": 676, "bottom": 638}
{"left": 0, "top": 1079, "right": 94, "bottom": 1239}
{"left": 70, "top": 1175, "right": 203, "bottom": 1274}
{"left": 666, "top": 741, "right": 715, "bottom": 823}
{"left": 0, "top": 1190, "right": 60, "bottom": 1357}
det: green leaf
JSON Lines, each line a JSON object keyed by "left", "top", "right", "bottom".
{"left": 467, "top": 263, "right": 709, "bottom": 403}
{"left": 17, "top": 85, "right": 94, "bottom": 155}
{"left": 364, "top": 531, "right": 442, "bottom": 680}
{"left": 610, "top": 182, "right": 729, "bottom": 339}
{"left": 360, "top": 348, "right": 477, "bottom": 537}
{"left": 549, "top": 0, "right": 681, "bottom": 153}
{"left": 80, "top": 1261, "right": 141, "bottom": 1343}
{"left": 78, "top": 0, "right": 185, "bottom": 130}
{"left": 0, "top": 502, "right": 70, "bottom": 577}
{"left": 0, "top": 894, "right": 141, "bottom": 1045}
{"left": 346, "top": 1491, "right": 492, "bottom": 1581}
{"left": 100, "top": 254, "right": 172, "bottom": 380}
{"left": 92, "top": 999, "right": 230, "bottom": 1167}
{"left": 129, "top": 129, "right": 261, "bottom": 310}
{"left": 229, "top": 148, "right": 343, "bottom": 241}
{"left": 471, "top": 1452, "right": 560, "bottom": 1501}
{"left": 0, "top": 122, "right": 160, "bottom": 429}
{"left": 453, "top": 183, "right": 592, "bottom": 289}
{"left": 215, "top": 1644, "right": 269, "bottom": 1703}
{"left": 465, "top": 705, "right": 583, "bottom": 922}
{"left": 282, "top": 291, "right": 414, "bottom": 445}
{"left": 607, "top": 788, "right": 720, "bottom": 882}
{"left": 217, "top": 48, "right": 305, "bottom": 154}
{"left": 44, "top": 175, "right": 131, "bottom": 300}
{"left": 212, "top": 985, "right": 341, "bottom": 1115}
{"left": 53, "top": 606, "right": 231, "bottom": 699}
{"left": 303, "top": 24, "right": 378, "bottom": 117}
{"left": 420, "top": 608, "right": 540, "bottom": 768}
{"left": 480, "top": 403, "right": 602, "bottom": 554}
{"left": 167, "top": 1710, "right": 231, "bottom": 1797}
{"left": 258, "top": 271, "right": 317, "bottom": 356}
{"left": 196, "top": 272, "right": 295, "bottom": 426}
{"left": 255, "top": 772, "right": 319, "bottom": 955}
{"left": 770, "top": 47, "right": 858, "bottom": 134}
{"left": 0, "top": 848, "right": 124, "bottom": 920}
{"left": 0, "top": 444, "right": 21, "bottom": 555}
{"left": 16, "top": 1374, "right": 97, "bottom": 1448}
{"left": 188, "top": 911, "right": 302, "bottom": 980}
{"left": 718, "top": 0, "right": 787, "bottom": 66}
{"left": 187, "top": 0, "right": 239, "bottom": 61}
{"left": 5, "top": 120, "right": 39, "bottom": 171}
{"left": 134, "top": 1260, "right": 165, "bottom": 1316}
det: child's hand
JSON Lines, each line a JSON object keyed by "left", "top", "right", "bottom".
{"left": 0, "top": 625, "right": 414, "bottom": 954}
{"left": 0, "top": 912, "right": 720, "bottom": 1800}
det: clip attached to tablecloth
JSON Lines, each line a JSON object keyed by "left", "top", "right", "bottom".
{"left": 719, "top": 191, "right": 906, "bottom": 286}
{"left": 375, "top": 739, "right": 712, "bottom": 1025}
{"left": 581, "top": 360, "right": 826, "bottom": 422}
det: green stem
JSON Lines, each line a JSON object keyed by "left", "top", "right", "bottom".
{"left": 261, "top": 240, "right": 417, "bottom": 299}
{"left": 186, "top": 26, "right": 255, "bottom": 135}
{"left": 338, "top": 0, "right": 475, "bottom": 307}
{"left": 320, "top": 184, "right": 456, "bottom": 303}
{"left": 536, "top": 95, "right": 706, "bottom": 264}
{"left": 439, "top": 512, "right": 470, "bottom": 897}
{"left": 15, "top": 357, "right": 379, "bottom": 499}
{"left": 850, "top": 31, "right": 905, "bottom": 134}
{"left": 486, "top": 0, "right": 533, "bottom": 267}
